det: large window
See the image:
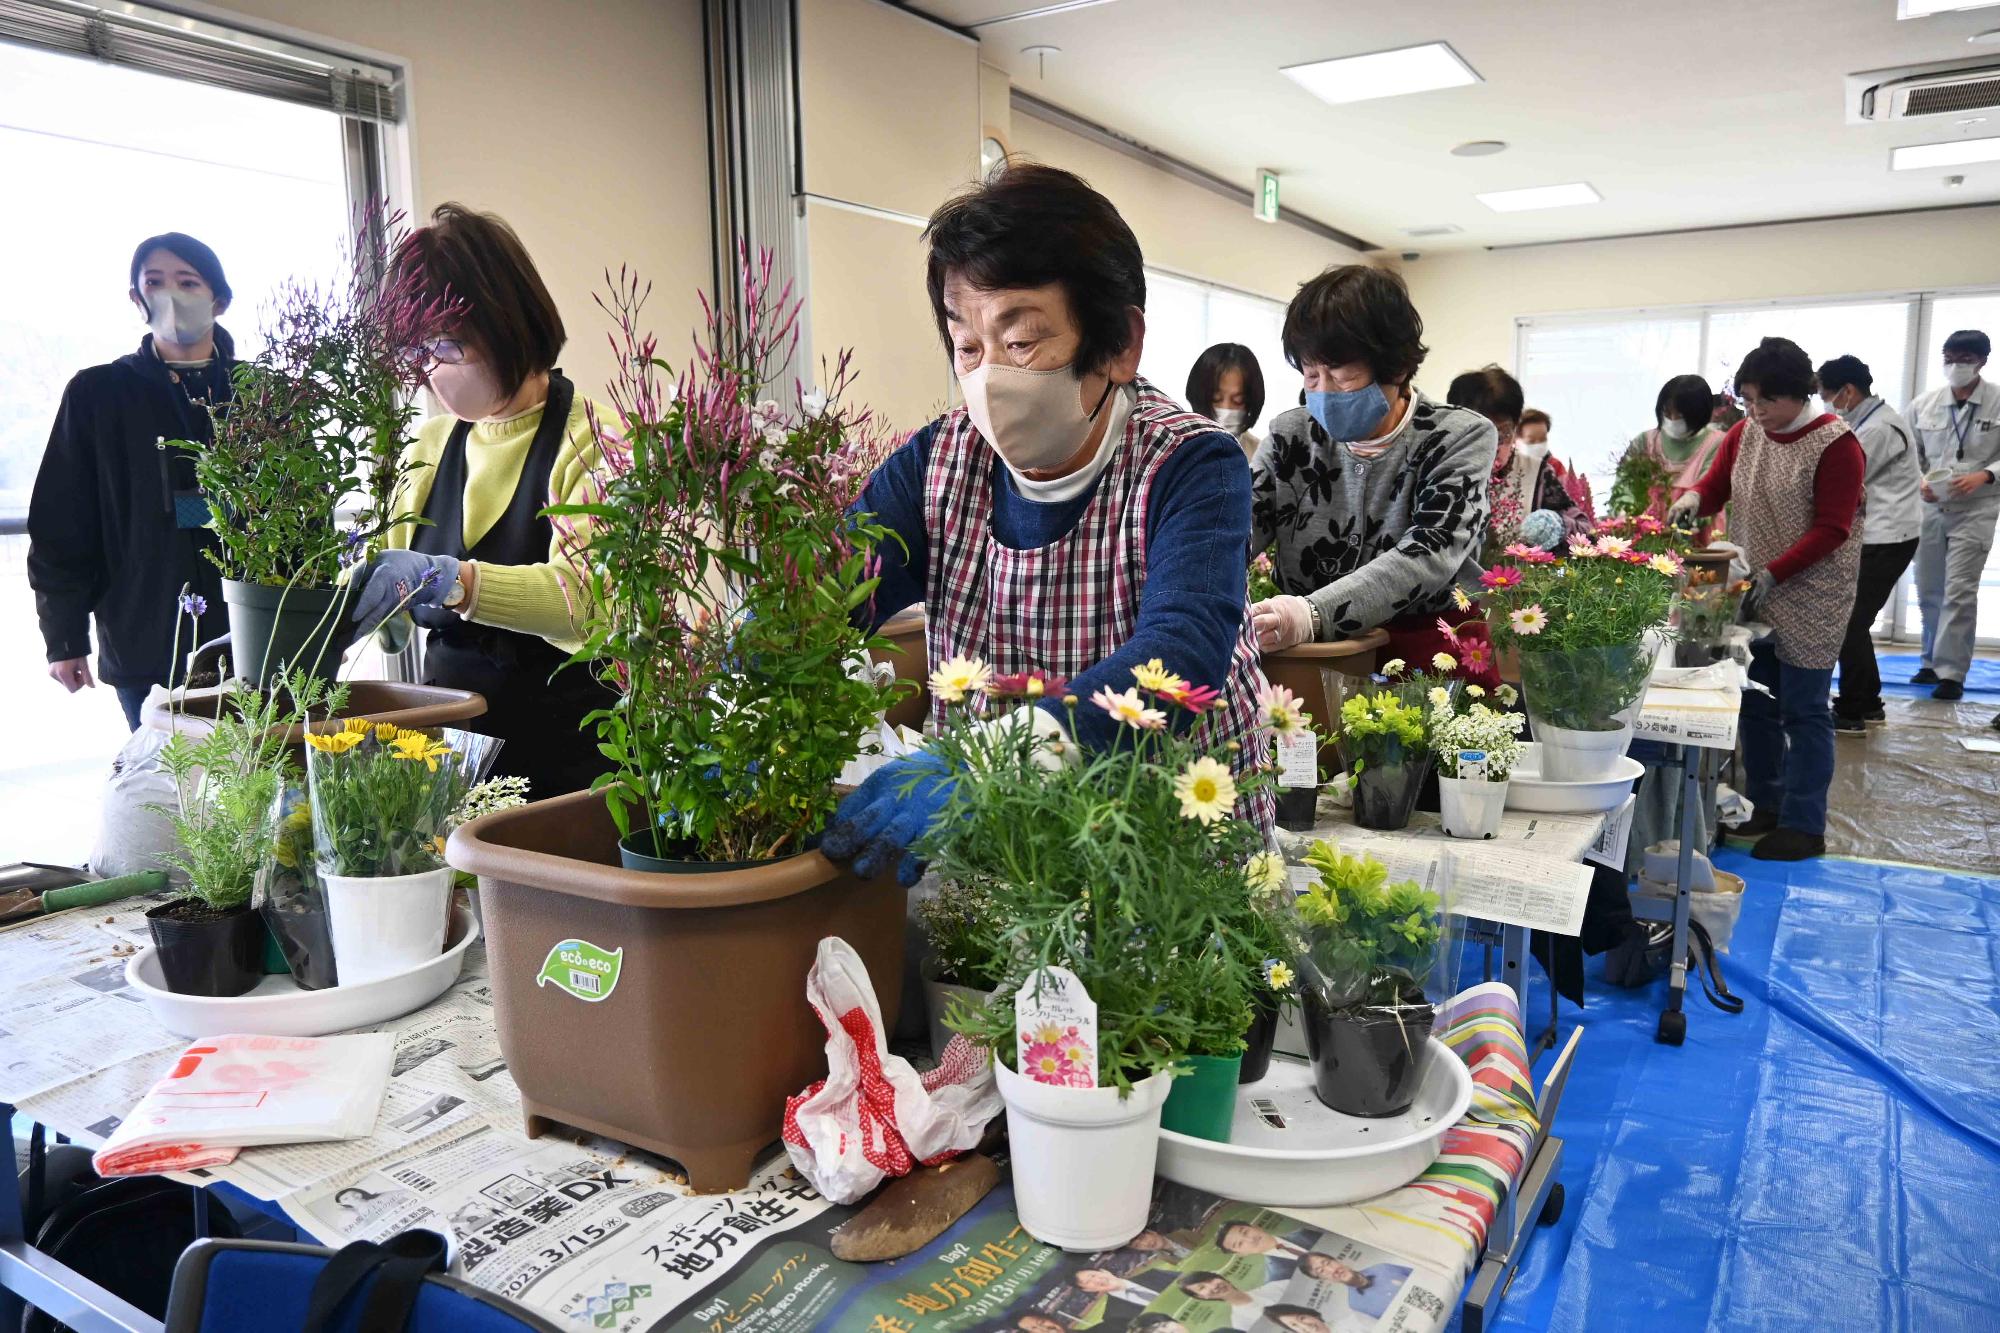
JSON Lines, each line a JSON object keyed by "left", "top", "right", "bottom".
{"left": 1137, "top": 269, "right": 1299, "bottom": 435}
{"left": 0, "top": 28, "right": 385, "bottom": 863}
{"left": 1518, "top": 286, "right": 2000, "bottom": 646}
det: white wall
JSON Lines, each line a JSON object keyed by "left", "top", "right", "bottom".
{"left": 1398, "top": 206, "right": 2000, "bottom": 385}
{"left": 209, "top": 0, "right": 714, "bottom": 403}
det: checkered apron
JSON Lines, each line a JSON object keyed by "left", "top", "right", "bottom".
{"left": 1736, "top": 414, "right": 1864, "bottom": 670}
{"left": 923, "top": 378, "right": 1276, "bottom": 838}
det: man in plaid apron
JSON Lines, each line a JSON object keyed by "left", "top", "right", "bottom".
{"left": 821, "top": 163, "right": 1275, "bottom": 886}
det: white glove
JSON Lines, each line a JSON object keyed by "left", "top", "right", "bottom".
{"left": 1666, "top": 491, "right": 1702, "bottom": 524}
{"left": 1251, "top": 595, "right": 1315, "bottom": 652}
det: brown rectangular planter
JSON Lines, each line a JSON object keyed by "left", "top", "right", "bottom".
{"left": 145, "top": 681, "right": 486, "bottom": 749}
{"left": 446, "top": 789, "right": 905, "bottom": 1193}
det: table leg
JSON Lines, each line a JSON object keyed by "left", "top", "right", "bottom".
{"left": 1657, "top": 744, "right": 1700, "bottom": 1046}
{"left": 1500, "top": 924, "right": 1528, "bottom": 1018}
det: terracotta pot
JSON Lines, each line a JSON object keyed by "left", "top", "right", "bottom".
{"left": 1260, "top": 633, "right": 1387, "bottom": 774}
{"left": 446, "top": 789, "right": 905, "bottom": 1193}
{"left": 870, "top": 607, "right": 929, "bottom": 733}
{"left": 145, "top": 680, "right": 486, "bottom": 751}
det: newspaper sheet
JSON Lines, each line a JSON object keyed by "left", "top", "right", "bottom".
{"left": 643, "top": 1177, "right": 1461, "bottom": 1333}
{"left": 0, "top": 902, "right": 180, "bottom": 1106}
{"left": 1635, "top": 684, "right": 1740, "bottom": 750}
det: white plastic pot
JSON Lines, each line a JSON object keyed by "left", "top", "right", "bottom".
{"left": 995, "top": 1063, "right": 1171, "bottom": 1252}
{"left": 322, "top": 866, "right": 452, "bottom": 987}
{"left": 1438, "top": 776, "right": 1508, "bottom": 839}
{"left": 1534, "top": 719, "right": 1636, "bottom": 782}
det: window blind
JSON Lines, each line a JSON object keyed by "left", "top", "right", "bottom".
{"left": 0, "top": 0, "right": 400, "bottom": 122}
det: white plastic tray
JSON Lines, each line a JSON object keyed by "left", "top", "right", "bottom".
{"left": 1155, "top": 1038, "right": 1472, "bottom": 1206}
{"left": 1505, "top": 754, "right": 1645, "bottom": 813}
{"left": 125, "top": 905, "right": 479, "bottom": 1038}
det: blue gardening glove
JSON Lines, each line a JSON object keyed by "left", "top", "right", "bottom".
{"left": 820, "top": 751, "right": 957, "bottom": 888}
{"left": 350, "top": 550, "right": 459, "bottom": 637}
{"left": 1738, "top": 568, "right": 1776, "bottom": 623}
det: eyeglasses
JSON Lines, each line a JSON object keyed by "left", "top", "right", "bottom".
{"left": 408, "top": 338, "right": 466, "bottom": 371}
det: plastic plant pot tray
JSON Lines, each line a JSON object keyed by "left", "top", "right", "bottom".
{"left": 1155, "top": 1039, "right": 1472, "bottom": 1207}
{"left": 1504, "top": 754, "right": 1645, "bottom": 814}
{"left": 125, "top": 905, "right": 479, "bottom": 1039}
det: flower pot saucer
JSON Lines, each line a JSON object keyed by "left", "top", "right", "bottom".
{"left": 1154, "top": 1039, "right": 1470, "bottom": 1207}
{"left": 1504, "top": 755, "right": 1645, "bottom": 814}
{"left": 125, "top": 905, "right": 478, "bottom": 1038}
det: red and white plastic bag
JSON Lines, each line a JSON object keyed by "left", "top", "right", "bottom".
{"left": 782, "top": 937, "right": 1000, "bottom": 1204}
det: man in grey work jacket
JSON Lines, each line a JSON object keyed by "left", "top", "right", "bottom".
{"left": 1907, "top": 329, "right": 2000, "bottom": 702}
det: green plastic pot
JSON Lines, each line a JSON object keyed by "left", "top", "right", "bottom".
{"left": 260, "top": 920, "right": 292, "bottom": 976}
{"left": 221, "top": 578, "right": 356, "bottom": 689}
{"left": 1160, "top": 1052, "right": 1243, "bottom": 1142}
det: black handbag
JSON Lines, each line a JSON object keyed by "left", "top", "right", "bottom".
{"left": 298, "top": 1230, "right": 451, "bottom": 1333}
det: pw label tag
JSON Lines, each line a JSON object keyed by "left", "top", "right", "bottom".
{"left": 536, "top": 939, "right": 624, "bottom": 1003}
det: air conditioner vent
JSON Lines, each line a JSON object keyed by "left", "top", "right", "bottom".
{"left": 1903, "top": 77, "right": 2000, "bottom": 116}
{"left": 1401, "top": 224, "right": 1463, "bottom": 238}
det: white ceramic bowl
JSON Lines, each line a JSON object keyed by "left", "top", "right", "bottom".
{"left": 1154, "top": 1038, "right": 1472, "bottom": 1207}
{"left": 1505, "top": 754, "right": 1646, "bottom": 813}
{"left": 125, "top": 905, "right": 478, "bottom": 1038}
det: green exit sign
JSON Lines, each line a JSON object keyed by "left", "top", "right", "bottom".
{"left": 1255, "top": 169, "right": 1280, "bottom": 223}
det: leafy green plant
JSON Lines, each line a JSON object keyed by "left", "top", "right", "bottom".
{"left": 1338, "top": 686, "right": 1427, "bottom": 778}
{"left": 154, "top": 597, "right": 348, "bottom": 909}
{"left": 1247, "top": 550, "right": 1280, "bottom": 603}
{"left": 1429, "top": 702, "right": 1526, "bottom": 780}
{"left": 918, "top": 661, "right": 1277, "bottom": 1090}
{"left": 916, "top": 878, "right": 1004, "bottom": 991}
{"left": 551, "top": 253, "right": 903, "bottom": 863}
{"left": 182, "top": 211, "right": 453, "bottom": 587}
{"left": 1608, "top": 438, "right": 1676, "bottom": 520}
{"left": 1294, "top": 841, "right": 1443, "bottom": 1010}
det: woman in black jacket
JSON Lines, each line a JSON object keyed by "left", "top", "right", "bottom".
{"left": 29, "top": 233, "right": 235, "bottom": 729}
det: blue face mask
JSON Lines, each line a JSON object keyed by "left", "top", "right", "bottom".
{"left": 1306, "top": 382, "right": 1390, "bottom": 441}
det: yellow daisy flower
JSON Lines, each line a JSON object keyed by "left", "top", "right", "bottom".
{"left": 1131, "top": 658, "right": 1186, "bottom": 695}
{"left": 1245, "top": 851, "right": 1288, "bottom": 898}
{"left": 1450, "top": 585, "right": 1473, "bottom": 612}
{"left": 928, "top": 655, "right": 993, "bottom": 704}
{"left": 374, "top": 722, "right": 400, "bottom": 742}
{"left": 1265, "top": 960, "right": 1295, "bottom": 990}
{"left": 341, "top": 717, "right": 370, "bottom": 735}
{"left": 1432, "top": 652, "right": 1457, "bottom": 672}
{"left": 1174, "top": 756, "right": 1237, "bottom": 824}
{"left": 306, "top": 729, "right": 363, "bottom": 754}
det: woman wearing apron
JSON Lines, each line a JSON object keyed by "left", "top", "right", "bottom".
{"left": 820, "top": 163, "right": 1275, "bottom": 886}
{"left": 1671, "top": 337, "right": 1864, "bottom": 862}
{"left": 349, "top": 203, "right": 611, "bottom": 797}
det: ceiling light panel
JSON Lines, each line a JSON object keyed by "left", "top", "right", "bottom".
{"left": 1900, "top": 1, "right": 2000, "bottom": 18}
{"left": 1282, "top": 42, "right": 1480, "bottom": 106}
{"left": 1891, "top": 134, "right": 2000, "bottom": 167}
{"left": 1476, "top": 182, "right": 1602, "bottom": 212}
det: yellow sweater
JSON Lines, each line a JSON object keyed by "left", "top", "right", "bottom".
{"left": 384, "top": 395, "right": 603, "bottom": 651}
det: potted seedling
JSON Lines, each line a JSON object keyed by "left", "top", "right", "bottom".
{"left": 152, "top": 595, "right": 346, "bottom": 995}
{"left": 179, "top": 210, "right": 455, "bottom": 688}
{"left": 1237, "top": 851, "right": 1299, "bottom": 1084}
{"left": 1293, "top": 841, "right": 1445, "bottom": 1118}
{"left": 443, "top": 253, "right": 910, "bottom": 1193}
{"left": 1338, "top": 674, "right": 1436, "bottom": 832}
{"left": 914, "top": 878, "right": 1004, "bottom": 1064}
{"left": 1430, "top": 694, "right": 1526, "bottom": 840}
{"left": 922, "top": 661, "right": 1274, "bottom": 1245}
{"left": 306, "top": 723, "right": 494, "bottom": 986}
{"left": 1481, "top": 535, "right": 1678, "bottom": 781}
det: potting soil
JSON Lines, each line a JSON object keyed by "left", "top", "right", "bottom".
{"left": 1470, "top": 849, "right": 2000, "bottom": 1332}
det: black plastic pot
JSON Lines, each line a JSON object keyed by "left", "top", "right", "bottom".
{"left": 1352, "top": 758, "right": 1429, "bottom": 832}
{"left": 1240, "top": 996, "right": 1281, "bottom": 1084}
{"left": 145, "top": 900, "right": 264, "bottom": 997}
{"left": 261, "top": 898, "right": 338, "bottom": 989}
{"left": 617, "top": 830, "right": 810, "bottom": 874}
{"left": 1275, "top": 785, "right": 1319, "bottom": 833}
{"left": 1300, "top": 990, "right": 1436, "bottom": 1117}
{"left": 221, "top": 578, "right": 355, "bottom": 689}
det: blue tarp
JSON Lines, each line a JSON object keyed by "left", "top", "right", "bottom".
{"left": 1835, "top": 652, "right": 2000, "bottom": 697}
{"left": 1465, "top": 849, "right": 2000, "bottom": 1332}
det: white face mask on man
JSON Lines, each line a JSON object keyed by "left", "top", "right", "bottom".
{"left": 145, "top": 290, "right": 216, "bottom": 348}
{"left": 1945, "top": 363, "right": 1981, "bottom": 391}
{"left": 958, "top": 362, "right": 1114, "bottom": 473}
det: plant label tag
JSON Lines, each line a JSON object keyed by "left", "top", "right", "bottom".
{"left": 1276, "top": 728, "right": 1318, "bottom": 788}
{"left": 1015, "top": 966, "right": 1097, "bottom": 1088}
{"left": 1456, "top": 749, "right": 1489, "bottom": 783}
{"left": 536, "top": 938, "right": 624, "bottom": 1003}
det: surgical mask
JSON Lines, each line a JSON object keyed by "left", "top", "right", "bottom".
{"left": 1305, "top": 382, "right": 1391, "bottom": 441}
{"left": 145, "top": 289, "right": 215, "bottom": 347}
{"left": 429, "top": 360, "right": 511, "bottom": 421}
{"left": 1661, "top": 416, "right": 1693, "bottom": 440}
{"left": 960, "top": 362, "right": 1113, "bottom": 472}
{"left": 1945, "top": 363, "right": 1980, "bottom": 390}
{"left": 1212, "top": 407, "right": 1248, "bottom": 435}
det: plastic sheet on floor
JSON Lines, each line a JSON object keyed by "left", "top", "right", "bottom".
{"left": 1820, "top": 696, "right": 1999, "bottom": 875}
{"left": 1835, "top": 652, "right": 2000, "bottom": 697}
{"left": 1460, "top": 849, "right": 2000, "bottom": 1333}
